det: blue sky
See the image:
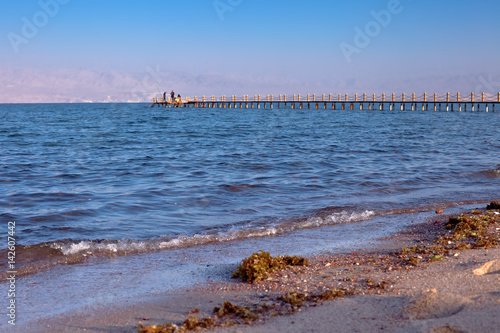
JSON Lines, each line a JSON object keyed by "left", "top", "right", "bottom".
{"left": 1, "top": 0, "right": 499, "bottom": 102}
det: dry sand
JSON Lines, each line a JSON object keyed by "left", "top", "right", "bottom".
{"left": 214, "top": 248, "right": 500, "bottom": 333}
{"left": 24, "top": 211, "right": 500, "bottom": 333}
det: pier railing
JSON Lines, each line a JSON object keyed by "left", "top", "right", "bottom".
{"left": 151, "top": 92, "right": 500, "bottom": 112}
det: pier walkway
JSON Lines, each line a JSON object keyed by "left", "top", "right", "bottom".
{"left": 151, "top": 92, "right": 500, "bottom": 112}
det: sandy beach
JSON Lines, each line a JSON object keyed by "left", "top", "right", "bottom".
{"left": 3, "top": 1, "right": 500, "bottom": 332}
{"left": 24, "top": 206, "right": 500, "bottom": 333}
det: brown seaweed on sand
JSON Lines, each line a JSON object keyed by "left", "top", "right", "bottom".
{"left": 138, "top": 203, "right": 500, "bottom": 332}
{"left": 231, "top": 250, "right": 309, "bottom": 283}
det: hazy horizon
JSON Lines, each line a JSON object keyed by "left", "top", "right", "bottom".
{"left": 1, "top": 0, "right": 499, "bottom": 103}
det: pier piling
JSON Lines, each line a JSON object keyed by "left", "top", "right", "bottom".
{"left": 151, "top": 92, "right": 500, "bottom": 113}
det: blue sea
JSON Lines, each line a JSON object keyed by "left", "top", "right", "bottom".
{"left": 0, "top": 103, "right": 499, "bottom": 326}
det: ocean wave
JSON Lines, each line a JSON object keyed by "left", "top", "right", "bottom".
{"left": 54, "top": 210, "right": 374, "bottom": 256}
{"left": 2, "top": 200, "right": 497, "bottom": 281}
{"left": 0, "top": 209, "right": 374, "bottom": 279}
{"left": 477, "top": 168, "right": 500, "bottom": 178}
{"left": 470, "top": 164, "right": 500, "bottom": 178}
{"left": 302, "top": 210, "right": 375, "bottom": 228}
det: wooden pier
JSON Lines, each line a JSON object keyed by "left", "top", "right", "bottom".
{"left": 151, "top": 92, "right": 500, "bottom": 112}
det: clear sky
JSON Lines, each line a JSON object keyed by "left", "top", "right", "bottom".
{"left": 1, "top": 0, "right": 499, "bottom": 102}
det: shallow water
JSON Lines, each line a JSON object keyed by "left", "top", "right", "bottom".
{"left": 0, "top": 103, "right": 499, "bottom": 277}
{"left": 1, "top": 103, "right": 499, "bottom": 328}
{"left": 2, "top": 203, "right": 488, "bottom": 329}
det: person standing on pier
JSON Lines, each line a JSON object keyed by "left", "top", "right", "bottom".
{"left": 170, "top": 90, "right": 175, "bottom": 102}
{"left": 163, "top": 91, "right": 167, "bottom": 102}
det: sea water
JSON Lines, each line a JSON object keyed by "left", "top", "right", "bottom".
{"left": 0, "top": 103, "right": 499, "bottom": 325}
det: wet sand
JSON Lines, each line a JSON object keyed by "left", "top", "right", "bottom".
{"left": 21, "top": 208, "right": 500, "bottom": 333}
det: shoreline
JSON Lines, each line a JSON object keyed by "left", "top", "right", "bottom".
{"left": 20, "top": 203, "right": 500, "bottom": 333}
{"left": 7, "top": 204, "right": 450, "bottom": 326}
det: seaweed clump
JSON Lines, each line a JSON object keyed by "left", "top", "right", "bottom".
{"left": 486, "top": 201, "right": 500, "bottom": 210}
{"left": 398, "top": 203, "right": 500, "bottom": 266}
{"left": 213, "top": 301, "right": 259, "bottom": 323}
{"left": 279, "top": 292, "right": 308, "bottom": 306}
{"left": 138, "top": 301, "right": 262, "bottom": 332}
{"left": 279, "top": 289, "right": 348, "bottom": 304}
{"left": 138, "top": 316, "right": 213, "bottom": 333}
{"left": 232, "top": 251, "right": 309, "bottom": 283}
{"left": 138, "top": 288, "right": 350, "bottom": 333}
{"left": 441, "top": 210, "right": 499, "bottom": 249}
{"left": 398, "top": 245, "right": 447, "bottom": 266}
{"left": 278, "top": 289, "right": 349, "bottom": 312}
{"left": 138, "top": 303, "right": 251, "bottom": 333}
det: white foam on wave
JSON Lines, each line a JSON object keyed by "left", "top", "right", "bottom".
{"left": 52, "top": 241, "right": 92, "bottom": 255}
{"left": 303, "top": 210, "right": 375, "bottom": 228}
{"left": 52, "top": 240, "right": 147, "bottom": 256}
{"left": 50, "top": 210, "right": 375, "bottom": 257}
